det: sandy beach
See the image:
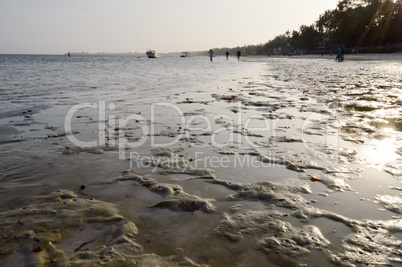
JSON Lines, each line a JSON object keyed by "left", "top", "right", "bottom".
{"left": 0, "top": 54, "right": 401, "bottom": 266}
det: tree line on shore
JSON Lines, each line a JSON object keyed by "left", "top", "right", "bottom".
{"left": 206, "top": 0, "right": 402, "bottom": 56}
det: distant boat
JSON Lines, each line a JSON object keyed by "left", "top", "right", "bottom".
{"left": 146, "top": 50, "right": 159, "bottom": 58}
{"left": 180, "top": 52, "right": 190, "bottom": 57}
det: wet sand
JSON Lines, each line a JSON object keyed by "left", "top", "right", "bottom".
{"left": 0, "top": 54, "right": 401, "bottom": 266}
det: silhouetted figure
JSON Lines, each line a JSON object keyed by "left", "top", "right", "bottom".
{"left": 226, "top": 51, "right": 229, "bottom": 59}
{"left": 208, "top": 49, "right": 214, "bottom": 61}
{"left": 336, "top": 46, "right": 342, "bottom": 61}
{"left": 341, "top": 45, "right": 345, "bottom": 61}
{"left": 236, "top": 50, "right": 241, "bottom": 60}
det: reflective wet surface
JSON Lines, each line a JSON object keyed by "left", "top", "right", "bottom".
{"left": 0, "top": 54, "right": 401, "bottom": 266}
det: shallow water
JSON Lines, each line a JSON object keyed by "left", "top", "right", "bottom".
{"left": 0, "top": 54, "right": 401, "bottom": 266}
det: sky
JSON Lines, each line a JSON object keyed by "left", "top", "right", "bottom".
{"left": 0, "top": 0, "right": 340, "bottom": 54}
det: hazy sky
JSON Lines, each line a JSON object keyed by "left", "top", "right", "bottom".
{"left": 0, "top": 0, "right": 339, "bottom": 54}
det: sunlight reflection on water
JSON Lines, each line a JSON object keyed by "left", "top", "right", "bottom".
{"left": 360, "top": 137, "right": 399, "bottom": 167}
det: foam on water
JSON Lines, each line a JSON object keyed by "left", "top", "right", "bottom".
{"left": 0, "top": 54, "right": 401, "bottom": 266}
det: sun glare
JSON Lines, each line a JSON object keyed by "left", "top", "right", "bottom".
{"left": 360, "top": 137, "right": 399, "bottom": 167}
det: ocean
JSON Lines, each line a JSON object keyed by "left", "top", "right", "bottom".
{"left": 0, "top": 53, "right": 401, "bottom": 266}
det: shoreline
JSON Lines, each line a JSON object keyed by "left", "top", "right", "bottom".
{"left": 1, "top": 48, "right": 402, "bottom": 57}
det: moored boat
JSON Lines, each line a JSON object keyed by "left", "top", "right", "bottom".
{"left": 146, "top": 50, "right": 159, "bottom": 58}
{"left": 180, "top": 52, "right": 190, "bottom": 57}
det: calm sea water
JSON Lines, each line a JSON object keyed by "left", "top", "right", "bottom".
{"left": 1, "top": 53, "right": 400, "bottom": 116}
{"left": 0, "top": 53, "right": 401, "bottom": 266}
{"left": 1, "top": 53, "right": 401, "bottom": 203}
{"left": 0, "top": 54, "right": 255, "bottom": 116}
{"left": 1, "top": 53, "right": 401, "bottom": 196}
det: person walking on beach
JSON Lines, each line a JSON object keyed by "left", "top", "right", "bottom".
{"left": 236, "top": 50, "right": 241, "bottom": 60}
{"left": 208, "top": 49, "right": 214, "bottom": 61}
{"left": 335, "top": 46, "right": 342, "bottom": 61}
{"left": 341, "top": 45, "right": 345, "bottom": 61}
{"left": 226, "top": 51, "right": 229, "bottom": 59}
